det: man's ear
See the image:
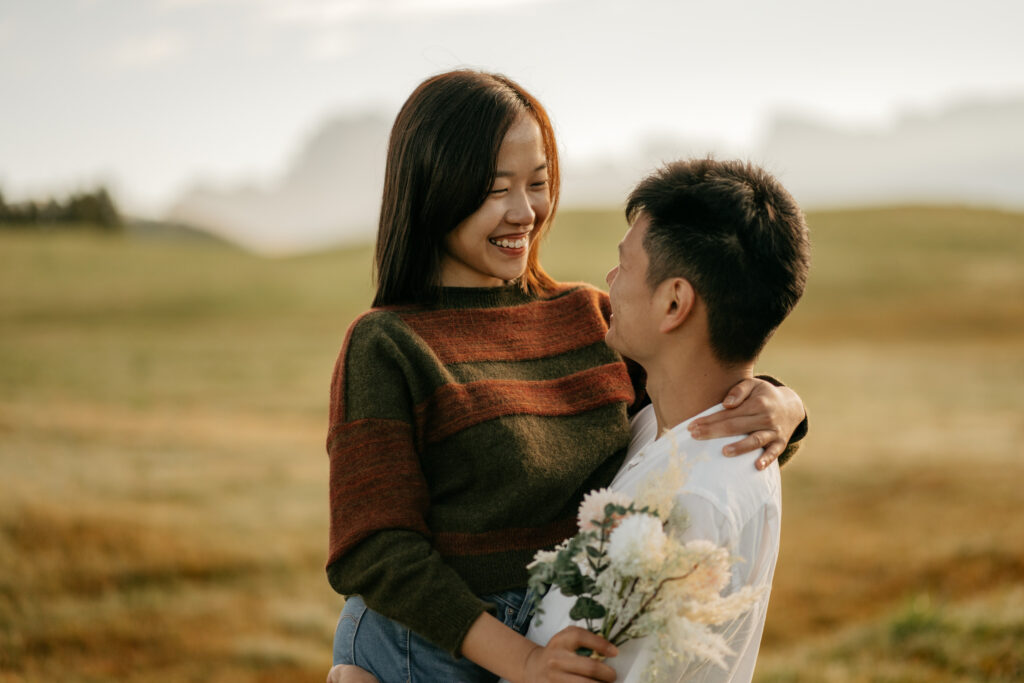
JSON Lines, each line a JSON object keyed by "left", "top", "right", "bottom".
{"left": 658, "top": 278, "right": 696, "bottom": 334}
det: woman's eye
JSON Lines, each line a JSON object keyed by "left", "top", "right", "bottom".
{"left": 488, "top": 188, "right": 508, "bottom": 196}
{"left": 531, "top": 179, "right": 548, "bottom": 188}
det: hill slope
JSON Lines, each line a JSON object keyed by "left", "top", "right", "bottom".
{"left": 1, "top": 206, "right": 1022, "bottom": 681}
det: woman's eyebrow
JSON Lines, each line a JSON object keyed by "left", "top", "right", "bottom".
{"left": 495, "top": 163, "right": 548, "bottom": 178}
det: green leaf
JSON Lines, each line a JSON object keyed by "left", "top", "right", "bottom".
{"left": 604, "top": 503, "right": 625, "bottom": 517}
{"left": 558, "top": 571, "right": 585, "bottom": 595}
{"left": 570, "top": 596, "right": 607, "bottom": 621}
{"left": 527, "top": 574, "right": 553, "bottom": 600}
{"left": 528, "top": 562, "right": 556, "bottom": 585}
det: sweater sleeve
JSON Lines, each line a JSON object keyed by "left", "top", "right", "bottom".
{"left": 325, "top": 312, "right": 488, "bottom": 656}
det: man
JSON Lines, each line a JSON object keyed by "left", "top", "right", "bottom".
{"left": 528, "top": 157, "right": 810, "bottom": 681}
{"left": 329, "top": 158, "right": 809, "bottom": 682}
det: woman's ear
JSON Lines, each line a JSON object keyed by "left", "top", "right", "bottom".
{"left": 658, "top": 278, "right": 696, "bottom": 334}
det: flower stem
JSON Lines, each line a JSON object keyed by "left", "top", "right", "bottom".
{"left": 607, "top": 563, "right": 699, "bottom": 644}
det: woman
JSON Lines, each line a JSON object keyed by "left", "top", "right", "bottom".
{"left": 326, "top": 70, "right": 805, "bottom": 682}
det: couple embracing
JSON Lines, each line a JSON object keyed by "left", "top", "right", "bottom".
{"left": 325, "top": 70, "right": 809, "bottom": 682}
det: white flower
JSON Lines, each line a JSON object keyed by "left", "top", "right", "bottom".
{"left": 607, "top": 513, "right": 668, "bottom": 575}
{"left": 577, "top": 488, "right": 633, "bottom": 532}
{"left": 526, "top": 549, "right": 558, "bottom": 570}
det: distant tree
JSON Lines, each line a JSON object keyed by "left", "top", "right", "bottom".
{"left": 0, "top": 186, "right": 123, "bottom": 230}
{"left": 40, "top": 198, "right": 63, "bottom": 223}
{"left": 22, "top": 202, "right": 38, "bottom": 224}
{"left": 66, "top": 187, "right": 121, "bottom": 229}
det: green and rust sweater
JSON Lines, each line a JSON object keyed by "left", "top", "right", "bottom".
{"left": 325, "top": 282, "right": 640, "bottom": 656}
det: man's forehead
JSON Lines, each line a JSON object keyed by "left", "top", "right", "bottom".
{"left": 622, "top": 213, "right": 650, "bottom": 251}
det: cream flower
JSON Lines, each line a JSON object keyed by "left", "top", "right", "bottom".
{"left": 577, "top": 488, "right": 633, "bottom": 532}
{"left": 526, "top": 549, "right": 559, "bottom": 570}
{"left": 662, "top": 616, "right": 735, "bottom": 671}
{"left": 607, "top": 513, "right": 668, "bottom": 575}
{"left": 676, "top": 539, "right": 732, "bottom": 601}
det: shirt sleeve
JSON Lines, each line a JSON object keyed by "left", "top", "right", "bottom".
{"left": 325, "top": 312, "right": 488, "bottom": 656}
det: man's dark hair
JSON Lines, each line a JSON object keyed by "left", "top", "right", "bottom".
{"left": 626, "top": 158, "right": 810, "bottom": 364}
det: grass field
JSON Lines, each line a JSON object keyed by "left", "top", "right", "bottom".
{"left": 1, "top": 206, "right": 1023, "bottom": 681}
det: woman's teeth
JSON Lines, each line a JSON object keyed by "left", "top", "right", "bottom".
{"left": 490, "top": 237, "right": 528, "bottom": 249}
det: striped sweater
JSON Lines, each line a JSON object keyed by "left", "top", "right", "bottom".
{"left": 325, "top": 282, "right": 639, "bottom": 655}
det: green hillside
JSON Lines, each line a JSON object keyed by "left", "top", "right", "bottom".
{"left": 1, "top": 206, "right": 1022, "bottom": 681}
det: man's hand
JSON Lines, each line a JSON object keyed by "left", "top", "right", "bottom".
{"left": 520, "top": 626, "right": 618, "bottom": 683}
{"left": 687, "top": 377, "right": 805, "bottom": 470}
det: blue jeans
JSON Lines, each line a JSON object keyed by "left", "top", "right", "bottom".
{"left": 333, "top": 588, "right": 535, "bottom": 683}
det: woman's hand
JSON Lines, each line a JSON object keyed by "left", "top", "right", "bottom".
{"left": 687, "top": 377, "right": 805, "bottom": 470}
{"left": 521, "top": 627, "right": 618, "bottom": 682}
{"left": 462, "top": 612, "right": 616, "bottom": 682}
{"left": 326, "top": 664, "right": 379, "bottom": 683}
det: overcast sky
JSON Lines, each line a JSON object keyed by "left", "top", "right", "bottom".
{"left": 2, "top": 0, "right": 1022, "bottom": 215}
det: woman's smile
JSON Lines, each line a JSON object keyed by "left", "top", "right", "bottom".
{"left": 488, "top": 231, "right": 531, "bottom": 253}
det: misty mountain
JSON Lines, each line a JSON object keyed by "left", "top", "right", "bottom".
{"left": 757, "top": 97, "right": 1024, "bottom": 206}
{"left": 564, "top": 96, "right": 1024, "bottom": 213}
{"left": 167, "top": 114, "right": 389, "bottom": 253}
{"left": 166, "top": 97, "right": 1024, "bottom": 253}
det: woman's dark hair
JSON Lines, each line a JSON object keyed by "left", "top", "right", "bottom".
{"left": 372, "top": 70, "right": 560, "bottom": 306}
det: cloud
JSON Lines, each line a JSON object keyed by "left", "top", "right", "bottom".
{"left": 259, "top": 0, "right": 562, "bottom": 61}
{"left": 307, "top": 30, "right": 357, "bottom": 61}
{"left": 156, "top": 0, "right": 242, "bottom": 8}
{"left": 386, "top": 0, "right": 558, "bottom": 12}
{"left": 108, "top": 32, "right": 187, "bottom": 69}
{"left": 263, "top": 0, "right": 560, "bottom": 26}
{"left": 264, "top": 1, "right": 366, "bottom": 25}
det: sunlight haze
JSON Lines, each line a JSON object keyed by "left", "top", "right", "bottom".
{"left": 2, "top": 0, "right": 1023, "bottom": 247}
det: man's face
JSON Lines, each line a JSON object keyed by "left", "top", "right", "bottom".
{"left": 605, "top": 212, "right": 659, "bottom": 361}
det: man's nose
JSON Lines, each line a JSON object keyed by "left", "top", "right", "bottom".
{"left": 606, "top": 266, "right": 617, "bottom": 286}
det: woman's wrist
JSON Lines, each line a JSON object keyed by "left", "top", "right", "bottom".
{"left": 460, "top": 612, "right": 538, "bottom": 682}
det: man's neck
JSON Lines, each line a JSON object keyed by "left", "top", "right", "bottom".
{"left": 644, "top": 344, "right": 754, "bottom": 434}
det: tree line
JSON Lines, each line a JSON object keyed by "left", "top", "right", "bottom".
{"left": 0, "top": 187, "right": 122, "bottom": 230}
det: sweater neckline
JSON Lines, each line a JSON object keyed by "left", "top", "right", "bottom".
{"left": 433, "top": 284, "right": 537, "bottom": 309}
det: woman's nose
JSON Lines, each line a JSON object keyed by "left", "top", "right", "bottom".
{"left": 505, "top": 190, "right": 536, "bottom": 226}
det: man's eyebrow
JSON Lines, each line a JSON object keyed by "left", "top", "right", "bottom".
{"left": 495, "top": 163, "right": 548, "bottom": 178}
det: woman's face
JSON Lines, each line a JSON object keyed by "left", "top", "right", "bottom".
{"left": 440, "top": 114, "right": 551, "bottom": 288}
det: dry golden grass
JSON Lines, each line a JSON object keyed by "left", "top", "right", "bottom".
{"left": 1, "top": 205, "right": 1022, "bottom": 681}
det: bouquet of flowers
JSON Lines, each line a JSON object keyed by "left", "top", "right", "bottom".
{"left": 527, "top": 458, "right": 765, "bottom": 679}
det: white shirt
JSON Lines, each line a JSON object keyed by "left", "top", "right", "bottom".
{"left": 524, "top": 403, "right": 782, "bottom": 683}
